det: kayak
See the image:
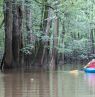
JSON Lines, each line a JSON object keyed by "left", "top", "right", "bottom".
{"left": 84, "top": 68, "right": 95, "bottom": 73}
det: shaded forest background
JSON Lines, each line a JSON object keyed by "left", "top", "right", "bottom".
{"left": 0, "top": 0, "right": 95, "bottom": 69}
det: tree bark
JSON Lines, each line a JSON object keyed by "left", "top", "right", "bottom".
{"left": 25, "top": 0, "right": 33, "bottom": 44}
{"left": 12, "top": 0, "right": 23, "bottom": 66}
{"left": 61, "top": 21, "right": 65, "bottom": 63}
{"left": 50, "top": 17, "right": 59, "bottom": 69}
{"left": 17, "top": 2, "right": 24, "bottom": 65}
{"left": 41, "top": 8, "right": 51, "bottom": 65}
{"left": 3, "top": 0, "right": 13, "bottom": 68}
{"left": 90, "top": 29, "right": 94, "bottom": 54}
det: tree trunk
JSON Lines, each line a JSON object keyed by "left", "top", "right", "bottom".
{"left": 25, "top": 0, "right": 33, "bottom": 44}
{"left": 2, "top": 0, "right": 23, "bottom": 69}
{"left": 40, "top": 0, "right": 48, "bottom": 32}
{"left": 3, "top": 0, "right": 13, "bottom": 68}
{"left": 17, "top": 2, "right": 24, "bottom": 65}
{"left": 41, "top": 8, "right": 51, "bottom": 66}
{"left": 61, "top": 22, "right": 65, "bottom": 63}
{"left": 35, "top": 0, "right": 49, "bottom": 66}
{"left": 12, "top": 0, "right": 23, "bottom": 66}
{"left": 50, "top": 17, "right": 59, "bottom": 69}
{"left": 90, "top": 29, "right": 94, "bottom": 54}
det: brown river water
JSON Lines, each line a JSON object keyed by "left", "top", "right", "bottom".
{"left": 0, "top": 64, "right": 95, "bottom": 97}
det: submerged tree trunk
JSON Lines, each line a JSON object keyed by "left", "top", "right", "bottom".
{"left": 12, "top": 0, "right": 23, "bottom": 66}
{"left": 3, "top": 0, "right": 13, "bottom": 68}
{"left": 17, "top": 2, "right": 23, "bottom": 65}
{"left": 2, "top": 0, "right": 23, "bottom": 69}
{"left": 50, "top": 17, "right": 59, "bottom": 69}
{"left": 41, "top": 8, "right": 51, "bottom": 66}
{"left": 12, "top": 0, "right": 20, "bottom": 65}
{"left": 61, "top": 22, "right": 65, "bottom": 63}
{"left": 35, "top": 0, "right": 49, "bottom": 66}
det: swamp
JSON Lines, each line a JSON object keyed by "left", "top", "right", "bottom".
{"left": 0, "top": 0, "right": 95, "bottom": 97}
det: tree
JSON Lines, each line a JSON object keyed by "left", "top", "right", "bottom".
{"left": 25, "top": 0, "right": 33, "bottom": 44}
{"left": 3, "top": 0, "right": 13, "bottom": 68}
{"left": 12, "top": 0, "right": 23, "bottom": 66}
{"left": 1, "top": 0, "right": 23, "bottom": 69}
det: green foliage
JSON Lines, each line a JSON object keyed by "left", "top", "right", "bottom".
{"left": 64, "top": 38, "right": 92, "bottom": 59}
{"left": 21, "top": 0, "right": 95, "bottom": 60}
{"left": 20, "top": 44, "right": 34, "bottom": 55}
{"left": 1, "top": 0, "right": 95, "bottom": 61}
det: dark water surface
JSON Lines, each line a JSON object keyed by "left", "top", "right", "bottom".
{"left": 0, "top": 65, "right": 95, "bottom": 97}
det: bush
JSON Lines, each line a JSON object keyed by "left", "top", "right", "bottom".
{"left": 64, "top": 38, "right": 91, "bottom": 60}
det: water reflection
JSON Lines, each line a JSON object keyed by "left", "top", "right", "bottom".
{"left": 0, "top": 69, "right": 95, "bottom": 97}
{"left": 84, "top": 73, "right": 95, "bottom": 94}
{"left": 0, "top": 72, "right": 4, "bottom": 97}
